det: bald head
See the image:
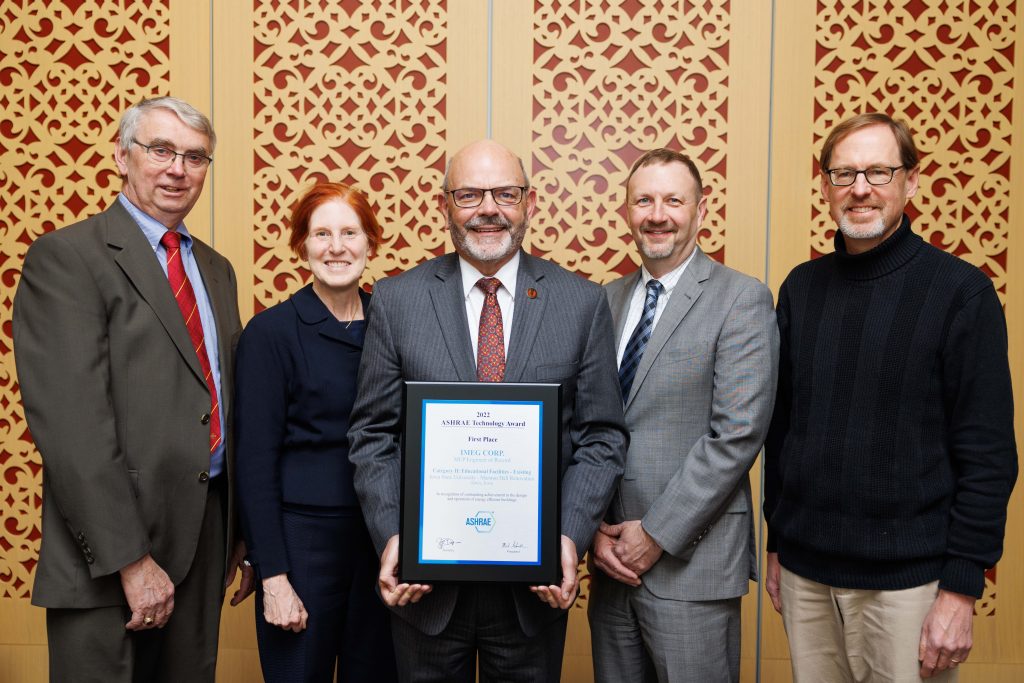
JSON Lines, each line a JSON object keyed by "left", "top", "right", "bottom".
{"left": 443, "top": 140, "right": 529, "bottom": 192}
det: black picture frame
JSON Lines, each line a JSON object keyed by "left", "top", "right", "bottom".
{"left": 400, "top": 381, "right": 561, "bottom": 584}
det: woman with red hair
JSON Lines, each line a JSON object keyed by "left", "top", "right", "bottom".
{"left": 234, "top": 182, "right": 397, "bottom": 682}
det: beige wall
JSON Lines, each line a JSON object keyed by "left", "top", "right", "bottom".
{"left": 1, "top": 1, "right": 1021, "bottom": 680}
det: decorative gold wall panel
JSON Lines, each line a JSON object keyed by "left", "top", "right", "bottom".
{"left": 530, "top": 0, "right": 732, "bottom": 283}
{"left": 0, "top": 0, "right": 171, "bottom": 600}
{"left": 810, "top": 0, "right": 1014, "bottom": 302}
{"left": 251, "top": 0, "right": 449, "bottom": 312}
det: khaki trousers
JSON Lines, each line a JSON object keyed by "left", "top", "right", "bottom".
{"left": 779, "top": 566, "right": 957, "bottom": 683}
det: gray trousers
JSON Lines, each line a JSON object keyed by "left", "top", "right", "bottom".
{"left": 588, "top": 570, "right": 740, "bottom": 683}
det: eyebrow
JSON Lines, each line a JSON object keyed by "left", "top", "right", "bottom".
{"left": 146, "top": 138, "right": 209, "bottom": 155}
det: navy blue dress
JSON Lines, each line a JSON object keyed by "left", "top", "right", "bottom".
{"left": 235, "top": 284, "right": 397, "bottom": 683}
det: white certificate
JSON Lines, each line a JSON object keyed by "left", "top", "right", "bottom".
{"left": 418, "top": 400, "right": 542, "bottom": 565}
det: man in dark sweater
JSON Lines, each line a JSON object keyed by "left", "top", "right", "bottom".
{"left": 764, "top": 112, "right": 1017, "bottom": 682}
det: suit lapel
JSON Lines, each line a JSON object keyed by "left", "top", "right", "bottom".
{"left": 505, "top": 253, "right": 547, "bottom": 382}
{"left": 106, "top": 203, "right": 206, "bottom": 386}
{"left": 428, "top": 254, "right": 477, "bottom": 381}
{"left": 624, "top": 249, "right": 711, "bottom": 410}
{"left": 609, "top": 270, "right": 642, "bottom": 346}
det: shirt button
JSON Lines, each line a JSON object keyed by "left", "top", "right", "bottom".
{"left": 200, "top": 414, "right": 211, "bottom": 425}
{"left": 198, "top": 471, "right": 210, "bottom": 483}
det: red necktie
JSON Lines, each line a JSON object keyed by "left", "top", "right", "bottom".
{"left": 161, "top": 230, "right": 221, "bottom": 452}
{"left": 476, "top": 277, "right": 506, "bottom": 382}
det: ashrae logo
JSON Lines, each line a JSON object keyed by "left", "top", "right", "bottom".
{"left": 465, "top": 511, "right": 495, "bottom": 533}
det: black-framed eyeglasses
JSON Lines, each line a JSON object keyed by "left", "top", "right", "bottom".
{"left": 447, "top": 186, "right": 528, "bottom": 208}
{"left": 132, "top": 139, "right": 213, "bottom": 169}
{"left": 825, "top": 166, "right": 904, "bottom": 187}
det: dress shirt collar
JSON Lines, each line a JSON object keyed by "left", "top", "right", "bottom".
{"left": 637, "top": 246, "right": 698, "bottom": 297}
{"left": 118, "top": 193, "right": 194, "bottom": 250}
{"left": 459, "top": 251, "right": 521, "bottom": 300}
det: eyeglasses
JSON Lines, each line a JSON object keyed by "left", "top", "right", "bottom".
{"left": 133, "top": 140, "right": 213, "bottom": 169}
{"left": 447, "top": 186, "right": 528, "bottom": 208}
{"left": 825, "top": 166, "right": 904, "bottom": 187}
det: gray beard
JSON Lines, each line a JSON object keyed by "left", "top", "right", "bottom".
{"left": 838, "top": 215, "right": 887, "bottom": 241}
{"left": 449, "top": 215, "right": 525, "bottom": 265}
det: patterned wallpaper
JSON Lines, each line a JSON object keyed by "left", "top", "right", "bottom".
{"left": 810, "top": 0, "right": 1015, "bottom": 305}
{"left": 531, "top": 0, "right": 732, "bottom": 282}
{"left": 251, "top": 0, "right": 449, "bottom": 312}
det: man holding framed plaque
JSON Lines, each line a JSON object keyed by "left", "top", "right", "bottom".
{"left": 348, "top": 139, "right": 627, "bottom": 682}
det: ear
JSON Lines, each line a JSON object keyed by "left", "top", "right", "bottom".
{"left": 114, "top": 138, "right": 130, "bottom": 177}
{"left": 819, "top": 171, "right": 831, "bottom": 201}
{"left": 438, "top": 191, "right": 451, "bottom": 228}
{"left": 904, "top": 165, "right": 920, "bottom": 200}
{"left": 524, "top": 187, "right": 538, "bottom": 220}
{"left": 695, "top": 193, "right": 709, "bottom": 226}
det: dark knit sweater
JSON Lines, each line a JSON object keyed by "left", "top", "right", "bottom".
{"left": 764, "top": 215, "right": 1017, "bottom": 598}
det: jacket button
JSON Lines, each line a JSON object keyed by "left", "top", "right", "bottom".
{"left": 200, "top": 414, "right": 211, "bottom": 425}
{"left": 198, "top": 471, "right": 210, "bottom": 483}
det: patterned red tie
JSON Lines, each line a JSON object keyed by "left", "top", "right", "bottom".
{"left": 476, "top": 277, "right": 506, "bottom": 382}
{"left": 161, "top": 230, "right": 221, "bottom": 452}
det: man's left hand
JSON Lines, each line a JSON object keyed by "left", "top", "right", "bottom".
{"left": 609, "top": 520, "right": 663, "bottom": 575}
{"left": 530, "top": 536, "right": 579, "bottom": 609}
{"left": 226, "top": 541, "right": 255, "bottom": 606}
{"left": 919, "top": 589, "right": 974, "bottom": 678}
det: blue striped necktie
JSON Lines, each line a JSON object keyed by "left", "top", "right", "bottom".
{"left": 618, "top": 279, "right": 663, "bottom": 402}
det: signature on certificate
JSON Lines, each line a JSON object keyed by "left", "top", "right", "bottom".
{"left": 437, "top": 537, "right": 460, "bottom": 551}
{"left": 501, "top": 540, "right": 525, "bottom": 553}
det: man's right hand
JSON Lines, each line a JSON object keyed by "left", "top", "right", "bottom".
{"left": 379, "top": 535, "right": 432, "bottom": 607}
{"left": 591, "top": 522, "right": 640, "bottom": 587}
{"left": 261, "top": 573, "right": 308, "bottom": 632}
{"left": 120, "top": 553, "right": 175, "bottom": 630}
{"left": 766, "top": 551, "right": 783, "bottom": 613}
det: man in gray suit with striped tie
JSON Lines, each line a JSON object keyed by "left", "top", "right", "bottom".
{"left": 348, "top": 139, "right": 628, "bottom": 682}
{"left": 588, "top": 148, "right": 779, "bottom": 683}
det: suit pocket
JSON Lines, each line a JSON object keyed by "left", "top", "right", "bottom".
{"left": 127, "top": 469, "right": 140, "bottom": 498}
{"left": 660, "top": 342, "right": 709, "bottom": 364}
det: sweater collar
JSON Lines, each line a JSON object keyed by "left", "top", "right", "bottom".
{"left": 834, "top": 214, "right": 923, "bottom": 280}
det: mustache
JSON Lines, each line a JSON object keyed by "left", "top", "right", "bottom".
{"left": 463, "top": 214, "right": 512, "bottom": 230}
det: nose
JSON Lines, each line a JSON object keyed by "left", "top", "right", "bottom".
{"left": 649, "top": 199, "right": 667, "bottom": 222}
{"left": 850, "top": 172, "right": 872, "bottom": 196}
{"left": 328, "top": 234, "right": 346, "bottom": 253}
{"left": 166, "top": 153, "right": 187, "bottom": 175}
{"left": 476, "top": 190, "right": 500, "bottom": 214}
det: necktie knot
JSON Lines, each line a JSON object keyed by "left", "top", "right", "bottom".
{"left": 160, "top": 230, "right": 181, "bottom": 250}
{"left": 477, "top": 277, "right": 502, "bottom": 296}
{"left": 645, "top": 279, "right": 664, "bottom": 300}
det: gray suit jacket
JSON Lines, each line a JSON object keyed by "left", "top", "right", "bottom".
{"left": 604, "top": 248, "right": 778, "bottom": 600}
{"left": 349, "top": 251, "right": 627, "bottom": 636}
{"left": 14, "top": 201, "right": 242, "bottom": 608}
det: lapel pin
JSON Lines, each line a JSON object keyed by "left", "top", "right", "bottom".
{"left": 527, "top": 288, "right": 538, "bottom": 299}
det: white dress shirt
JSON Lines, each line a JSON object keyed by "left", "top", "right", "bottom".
{"left": 615, "top": 248, "right": 698, "bottom": 366}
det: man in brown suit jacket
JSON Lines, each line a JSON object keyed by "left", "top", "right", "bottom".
{"left": 14, "top": 96, "right": 253, "bottom": 682}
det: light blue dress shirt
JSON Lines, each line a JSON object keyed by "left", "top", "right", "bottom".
{"left": 118, "top": 194, "right": 226, "bottom": 476}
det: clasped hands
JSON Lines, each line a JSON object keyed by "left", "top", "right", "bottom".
{"left": 590, "top": 520, "right": 663, "bottom": 586}
{"left": 378, "top": 534, "right": 581, "bottom": 610}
